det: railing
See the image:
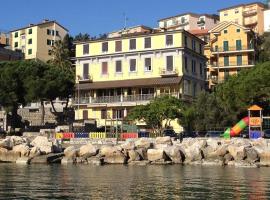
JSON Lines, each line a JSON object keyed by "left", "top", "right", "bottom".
{"left": 210, "top": 61, "right": 255, "bottom": 68}
{"left": 211, "top": 45, "right": 254, "bottom": 53}
{"left": 74, "top": 93, "right": 179, "bottom": 105}
{"left": 78, "top": 74, "right": 92, "bottom": 82}
{"left": 160, "top": 68, "right": 178, "bottom": 76}
{"left": 243, "top": 9, "right": 257, "bottom": 17}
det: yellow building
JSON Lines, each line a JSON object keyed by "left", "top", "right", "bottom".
{"left": 74, "top": 30, "right": 207, "bottom": 131}
{"left": 10, "top": 19, "right": 68, "bottom": 61}
{"left": 207, "top": 21, "right": 255, "bottom": 88}
{"left": 219, "top": 2, "right": 266, "bottom": 35}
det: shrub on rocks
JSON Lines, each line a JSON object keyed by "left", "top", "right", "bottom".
{"left": 78, "top": 144, "right": 98, "bottom": 158}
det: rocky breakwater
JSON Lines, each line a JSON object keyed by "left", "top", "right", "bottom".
{"left": 0, "top": 136, "right": 63, "bottom": 164}
{"left": 61, "top": 137, "right": 270, "bottom": 168}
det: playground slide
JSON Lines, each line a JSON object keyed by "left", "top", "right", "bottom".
{"left": 224, "top": 117, "right": 249, "bottom": 137}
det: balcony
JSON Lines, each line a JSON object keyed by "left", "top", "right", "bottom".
{"left": 243, "top": 9, "right": 257, "bottom": 17}
{"left": 211, "top": 45, "right": 254, "bottom": 54}
{"left": 197, "top": 19, "right": 205, "bottom": 26}
{"left": 210, "top": 61, "right": 255, "bottom": 69}
{"left": 244, "top": 20, "right": 258, "bottom": 26}
{"left": 160, "top": 68, "right": 178, "bottom": 77}
{"left": 74, "top": 93, "right": 179, "bottom": 106}
{"left": 77, "top": 74, "right": 92, "bottom": 83}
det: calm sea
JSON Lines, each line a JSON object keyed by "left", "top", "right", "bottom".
{"left": 0, "top": 164, "right": 269, "bottom": 199}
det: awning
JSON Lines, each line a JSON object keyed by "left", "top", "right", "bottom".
{"left": 76, "top": 76, "right": 182, "bottom": 90}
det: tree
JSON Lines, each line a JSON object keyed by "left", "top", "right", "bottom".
{"left": 258, "top": 32, "right": 270, "bottom": 62}
{"left": 74, "top": 33, "right": 90, "bottom": 42}
{"left": 48, "top": 40, "right": 72, "bottom": 70}
{"left": 128, "top": 96, "right": 182, "bottom": 134}
{"left": 63, "top": 34, "right": 75, "bottom": 57}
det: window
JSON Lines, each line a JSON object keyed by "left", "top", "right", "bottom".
{"left": 115, "top": 60, "right": 122, "bottom": 73}
{"left": 181, "top": 17, "right": 186, "bottom": 24}
{"left": 144, "top": 37, "right": 151, "bottom": 48}
{"left": 21, "top": 35, "right": 25, "bottom": 39}
{"left": 184, "top": 80, "right": 190, "bottom": 95}
{"left": 129, "top": 59, "right": 136, "bottom": 72}
{"left": 144, "top": 58, "right": 152, "bottom": 71}
{"left": 224, "top": 69, "right": 229, "bottom": 80}
{"left": 192, "top": 60, "right": 196, "bottom": 74}
{"left": 15, "top": 32, "right": 18, "bottom": 38}
{"left": 199, "top": 44, "right": 202, "bottom": 54}
{"left": 236, "top": 29, "right": 240, "bottom": 33}
{"left": 102, "top": 62, "right": 108, "bottom": 75}
{"left": 28, "top": 29, "right": 32, "bottom": 34}
{"left": 224, "top": 56, "right": 229, "bottom": 66}
{"left": 184, "top": 57, "right": 188, "bottom": 72}
{"left": 51, "top": 30, "right": 55, "bottom": 36}
{"left": 200, "top": 63, "right": 203, "bottom": 76}
{"left": 112, "top": 109, "right": 124, "bottom": 119}
{"left": 184, "top": 36, "right": 188, "bottom": 47}
{"left": 129, "top": 39, "right": 136, "bottom": 50}
{"left": 115, "top": 40, "right": 122, "bottom": 52}
{"left": 14, "top": 42, "right": 18, "bottom": 48}
{"left": 166, "top": 35, "right": 173, "bottom": 46}
{"left": 83, "top": 110, "right": 88, "bottom": 120}
{"left": 47, "top": 39, "right": 51, "bottom": 45}
{"left": 223, "top": 41, "right": 229, "bottom": 51}
{"left": 102, "top": 42, "right": 108, "bottom": 52}
{"left": 47, "top": 29, "right": 51, "bottom": 35}
{"left": 192, "top": 83, "right": 197, "bottom": 97}
{"left": 83, "top": 63, "right": 89, "bottom": 79}
{"left": 166, "top": 56, "right": 173, "bottom": 71}
{"left": 28, "top": 39, "right": 32, "bottom": 44}
{"left": 224, "top": 12, "right": 228, "bottom": 16}
{"left": 236, "top": 40, "right": 242, "bottom": 50}
{"left": 224, "top": 30, "right": 228, "bottom": 34}
{"left": 192, "top": 40, "right": 196, "bottom": 51}
{"left": 28, "top": 49, "right": 32, "bottom": 55}
{"left": 237, "top": 55, "right": 242, "bottom": 66}
{"left": 235, "top": 9, "right": 239, "bottom": 14}
{"left": 101, "top": 109, "right": 107, "bottom": 119}
{"left": 83, "top": 44, "right": 89, "bottom": 55}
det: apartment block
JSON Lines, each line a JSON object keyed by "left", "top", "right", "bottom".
{"left": 207, "top": 21, "right": 255, "bottom": 89}
{"left": 10, "top": 19, "right": 68, "bottom": 61}
{"left": 74, "top": 30, "right": 207, "bottom": 130}
{"left": 158, "top": 13, "right": 219, "bottom": 31}
{"left": 219, "top": 2, "right": 266, "bottom": 35}
{"left": 108, "top": 25, "right": 153, "bottom": 38}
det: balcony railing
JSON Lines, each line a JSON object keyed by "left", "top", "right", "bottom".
{"left": 211, "top": 45, "right": 254, "bottom": 53}
{"left": 160, "top": 68, "right": 178, "bottom": 76}
{"left": 243, "top": 9, "right": 257, "bottom": 17}
{"left": 210, "top": 61, "right": 255, "bottom": 68}
{"left": 78, "top": 74, "right": 92, "bottom": 82}
{"left": 244, "top": 20, "right": 258, "bottom": 26}
{"left": 74, "top": 93, "right": 179, "bottom": 105}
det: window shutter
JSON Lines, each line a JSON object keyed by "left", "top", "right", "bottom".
{"left": 116, "top": 60, "right": 122, "bottom": 72}
{"left": 83, "top": 63, "right": 89, "bottom": 79}
{"left": 166, "top": 56, "right": 173, "bottom": 71}
{"left": 102, "top": 62, "right": 108, "bottom": 74}
{"left": 166, "top": 35, "right": 173, "bottom": 45}
{"left": 83, "top": 44, "right": 89, "bottom": 54}
{"left": 115, "top": 41, "right": 122, "bottom": 52}
{"left": 130, "top": 59, "right": 136, "bottom": 71}
{"left": 144, "top": 37, "right": 151, "bottom": 48}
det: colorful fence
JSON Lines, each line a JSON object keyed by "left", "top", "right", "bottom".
{"left": 55, "top": 131, "right": 152, "bottom": 140}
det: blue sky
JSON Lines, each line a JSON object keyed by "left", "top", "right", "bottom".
{"left": 0, "top": 0, "right": 264, "bottom": 36}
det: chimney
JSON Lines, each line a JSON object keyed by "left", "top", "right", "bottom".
{"left": 43, "top": 19, "right": 49, "bottom": 23}
{"left": 28, "top": 23, "right": 34, "bottom": 27}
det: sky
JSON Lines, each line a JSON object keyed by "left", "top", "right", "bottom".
{"left": 0, "top": 0, "right": 265, "bottom": 36}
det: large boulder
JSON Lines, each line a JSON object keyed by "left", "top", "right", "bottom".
{"left": 29, "top": 146, "right": 41, "bottom": 158}
{"left": 10, "top": 136, "right": 26, "bottom": 146}
{"left": 163, "top": 146, "right": 183, "bottom": 163}
{"left": 100, "top": 146, "right": 127, "bottom": 164}
{"left": 12, "top": 144, "right": 30, "bottom": 157}
{"left": 245, "top": 147, "right": 259, "bottom": 163}
{"left": 64, "top": 146, "right": 78, "bottom": 158}
{"left": 30, "top": 136, "right": 53, "bottom": 154}
{"left": 128, "top": 150, "right": 141, "bottom": 162}
{"left": 16, "top": 157, "right": 30, "bottom": 164}
{"left": 256, "top": 147, "right": 270, "bottom": 166}
{"left": 155, "top": 137, "right": 172, "bottom": 145}
{"left": 135, "top": 138, "right": 152, "bottom": 149}
{"left": 121, "top": 141, "right": 135, "bottom": 151}
{"left": 147, "top": 149, "right": 167, "bottom": 162}
{"left": 0, "top": 150, "right": 20, "bottom": 162}
{"left": 228, "top": 145, "right": 246, "bottom": 161}
{"left": 78, "top": 144, "right": 97, "bottom": 158}
{"left": 136, "top": 148, "right": 148, "bottom": 160}
{"left": 0, "top": 138, "right": 13, "bottom": 150}
{"left": 182, "top": 146, "right": 203, "bottom": 163}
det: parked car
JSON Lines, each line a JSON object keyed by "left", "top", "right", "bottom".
{"left": 205, "top": 131, "right": 223, "bottom": 137}
{"left": 163, "top": 129, "right": 177, "bottom": 137}
{"left": 263, "top": 129, "right": 270, "bottom": 139}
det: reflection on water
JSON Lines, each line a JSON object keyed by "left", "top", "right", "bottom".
{"left": 0, "top": 164, "right": 269, "bottom": 199}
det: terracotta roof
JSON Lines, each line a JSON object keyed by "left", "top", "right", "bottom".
{"left": 218, "top": 2, "right": 266, "bottom": 12}
{"left": 209, "top": 21, "right": 251, "bottom": 33}
{"left": 189, "top": 29, "right": 209, "bottom": 36}
{"left": 77, "top": 76, "right": 182, "bottom": 90}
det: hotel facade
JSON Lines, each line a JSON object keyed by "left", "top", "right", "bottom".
{"left": 74, "top": 30, "right": 207, "bottom": 130}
